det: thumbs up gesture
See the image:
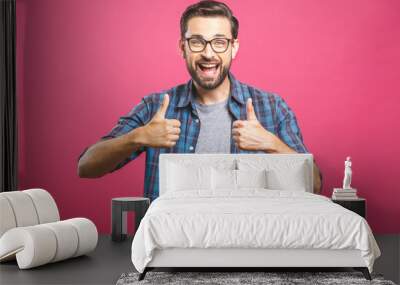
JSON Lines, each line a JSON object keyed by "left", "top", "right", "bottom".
{"left": 139, "top": 94, "right": 181, "bottom": 148}
{"left": 232, "top": 98, "right": 278, "bottom": 152}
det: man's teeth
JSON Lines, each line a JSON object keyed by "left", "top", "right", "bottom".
{"left": 199, "top": 63, "right": 218, "bottom": 68}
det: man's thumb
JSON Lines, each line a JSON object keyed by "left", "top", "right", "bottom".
{"left": 246, "top": 98, "right": 257, "bottom": 121}
{"left": 156, "top": 94, "right": 169, "bottom": 118}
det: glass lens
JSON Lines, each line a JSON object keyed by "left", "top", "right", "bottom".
{"left": 211, "top": 38, "right": 228, "bottom": 52}
{"left": 188, "top": 38, "right": 205, "bottom": 52}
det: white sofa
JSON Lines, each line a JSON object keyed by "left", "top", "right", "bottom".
{"left": 0, "top": 188, "right": 98, "bottom": 269}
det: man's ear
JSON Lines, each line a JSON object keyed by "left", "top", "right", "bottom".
{"left": 178, "top": 39, "right": 185, "bottom": 58}
{"left": 232, "top": 39, "right": 239, "bottom": 59}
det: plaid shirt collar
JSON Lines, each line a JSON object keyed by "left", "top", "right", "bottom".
{"left": 175, "top": 71, "right": 246, "bottom": 120}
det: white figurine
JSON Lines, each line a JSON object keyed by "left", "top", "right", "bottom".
{"left": 342, "top": 156, "right": 352, "bottom": 189}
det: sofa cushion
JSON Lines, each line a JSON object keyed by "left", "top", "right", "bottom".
{"left": 0, "top": 196, "right": 17, "bottom": 237}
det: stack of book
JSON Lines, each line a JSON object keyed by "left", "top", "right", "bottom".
{"left": 332, "top": 188, "right": 358, "bottom": 200}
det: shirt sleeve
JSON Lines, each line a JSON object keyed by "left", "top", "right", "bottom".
{"left": 78, "top": 97, "right": 151, "bottom": 173}
{"left": 275, "top": 95, "right": 308, "bottom": 154}
{"left": 274, "top": 95, "right": 323, "bottom": 191}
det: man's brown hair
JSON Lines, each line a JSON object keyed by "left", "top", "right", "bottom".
{"left": 180, "top": 0, "right": 239, "bottom": 39}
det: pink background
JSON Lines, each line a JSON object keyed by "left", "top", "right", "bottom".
{"left": 16, "top": 0, "right": 400, "bottom": 234}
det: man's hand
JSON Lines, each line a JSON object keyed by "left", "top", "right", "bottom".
{"left": 232, "top": 98, "right": 322, "bottom": 193}
{"left": 232, "top": 98, "right": 283, "bottom": 152}
{"left": 133, "top": 94, "right": 181, "bottom": 148}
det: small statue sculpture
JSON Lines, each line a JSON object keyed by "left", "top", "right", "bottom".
{"left": 342, "top": 156, "right": 352, "bottom": 189}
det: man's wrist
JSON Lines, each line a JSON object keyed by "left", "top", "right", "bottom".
{"left": 264, "top": 134, "right": 297, "bottom": 154}
{"left": 125, "top": 126, "right": 147, "bottom": 149}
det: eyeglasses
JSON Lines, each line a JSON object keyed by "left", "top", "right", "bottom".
{"left": 185, "top": 37, "right": 232, "bottom": 53}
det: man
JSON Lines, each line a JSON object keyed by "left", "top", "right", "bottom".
{"left": 78, "top": 0, "right": 322, "bottom": 200}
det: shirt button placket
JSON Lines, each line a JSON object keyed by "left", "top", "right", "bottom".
{"left": 190, "top": 117, "right": 199, "bottom": 152}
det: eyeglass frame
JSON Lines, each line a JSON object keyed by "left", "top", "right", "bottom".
{"left": 184, "top": 37, "right": 233, "bottom": 53}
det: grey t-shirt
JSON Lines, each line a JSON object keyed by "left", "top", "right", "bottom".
{"left": 194, "top": 97, "right": 232, "bottom": 153}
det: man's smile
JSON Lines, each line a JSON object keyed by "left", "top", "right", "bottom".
{"left": 196, "top": 61, "right": 220, "bottom": 79}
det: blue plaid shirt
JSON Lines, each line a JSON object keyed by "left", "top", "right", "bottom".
{"left": 79, "top": 72, "right": 309, "bottom": 200}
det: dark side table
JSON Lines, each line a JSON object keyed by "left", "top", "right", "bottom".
{"left": 332, "top": 198, "right": 366, "bottom": 218}
{"left": 111, "top": 197, "right": 150, "bottom": 242}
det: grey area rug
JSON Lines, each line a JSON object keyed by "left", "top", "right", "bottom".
{"left": 116, "top": 271, "right": 396, "bottom": 285}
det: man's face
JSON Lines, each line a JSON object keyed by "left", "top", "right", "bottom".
{"left": 180, "top": 16, "right": 239, "bottom": 90}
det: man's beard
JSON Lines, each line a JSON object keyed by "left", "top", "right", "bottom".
{"left": 186, "top": 59, "right": 231, "bottom": 90}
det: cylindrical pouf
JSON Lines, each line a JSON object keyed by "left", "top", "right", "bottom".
{"left": 65, "top": 218, "right": 98, "bottom": 257}
{"left": 23, "top": 188, "right": 60, "bottom": 224}
{"left": 0, "top": 192, "right": 39, "bottom": 227}
{"left": 0, "top": 196, "right": 17, "bottom": 237}
{"left": 42, "top": 220, "right": 79, "bottom": 262}
{"left": 0, "top": 226, "right": 57, "bottom": 269}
